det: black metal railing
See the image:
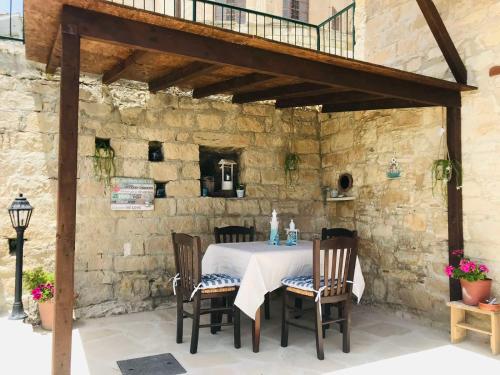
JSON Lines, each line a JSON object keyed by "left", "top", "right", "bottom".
{"left": 0, "top": 0, "right": 24, "bottom": 41}
{"left": 107, "top": 0, "right": 355, "bottom": 58}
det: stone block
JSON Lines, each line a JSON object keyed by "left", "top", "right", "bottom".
{"left": 226, "top": 199, "right": 261, "bottom": 216}
{"left": 295, "top": 139, "right": 320, "bottom": 154}
{"left": 167, "top": 180, "right": 200, "bottom": 197}
{"left": 242, "top": 104, "right": 273, "bottom": 116}
{"left": 149, "top": 162, "right": 178, "bottom": 181}
{"left": 261, "top": 169, "right": 285, "bottom": 185}
{"left": 181, "top": 162, "right": 201, "bottom": 179}
{"left": 112, "top": 139, "right": 149, "bottom": 159}
{"left": 237, "top": 116, "right": 265, "bottom": 133}
{"left": 164, "top": 143, "right": 199, "bottom": 161}
{"left": 254, "top": 133, "right": 285, "bottom": 148}
{"left": 162, "top": 110, "right": 195, "bottom": 128}
{"left": 193, "top": 132, "right": 252, "bottom": 148}
{"left": 197, "top": 113, "right": 223, "bottom": 130}
{"left": 137, "top": 127, "right": 175, "bottom": 142}
{"left": 122, "top": 159, "right": 149, "bottom": 178}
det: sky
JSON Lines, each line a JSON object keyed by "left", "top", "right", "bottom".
{"left": 0, "top": 0, "right": 23, "bottom": 14}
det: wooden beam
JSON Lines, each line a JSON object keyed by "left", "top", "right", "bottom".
{"left": 322, "top": 99, "right": 436, "bottom": 113}
{"left": 52, "top": 23, "right": 80, "bottom": 375}
{"left": 276, "top": 91, "right": 381, "bottom": 109}
{"left": 102, "top": 50, "right": 147, "bottom": 84}
{"left": 447, "top": 106, "right": 463, "bottom": 301}
{"left": 46, "top": 26, "right": 62, "bottom": 74}
{"left": 192, "top": 73, "right": 274, "bottom": 98}
{"left": 232, "top": 83, "right": 329, "bottom": 104}
{"left": 416, "top": 0, "right": 467, "bottom": 84}
{"left": 490, "top": 66, "right": 500, "bottom": 77}
{"left": 62, "top": 5, "right": 462, "bottom": 107}
{"left": 149, "top": 61, "right": 218, "bottom": 93}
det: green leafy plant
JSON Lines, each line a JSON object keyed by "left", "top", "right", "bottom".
{"left": 236, "top": 183, "right": 245, "bottom": 190}
{"left": 23, "top": 267, "right": 54, "bottom": 292}
{"left": 93, "top": 139, "right": 116, "bottom": 186}
{"left": 284, "top": 152, "right": 301, "bottom": 186}
{"left": 431, "top": 158, "right": 461, "bottom": 198}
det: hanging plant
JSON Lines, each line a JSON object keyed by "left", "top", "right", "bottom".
{"left": 93, "top": 139, "right": 116, "bottom": 186}
{"left": 432, "top": 111, "right": 462, "bottom": 200}
{"left": 284, "top": 152, "right": 301, "bottom": 186}
{"left": 284, "top": 109, "right": 301, "bottom": 186}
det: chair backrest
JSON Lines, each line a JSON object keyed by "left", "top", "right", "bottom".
{"left": 214, "top": 226, "right": 255, "bottom": 244}
{"left": 313, "top": 236, "right": 358, "bottom": 297}
{"left": 321, "top": 227, "right": 357, "bottom": 240}
{"left": 172, "top": 232, "right": 202, "bottom": 300}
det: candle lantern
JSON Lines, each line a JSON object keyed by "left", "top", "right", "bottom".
{"left": 269, "top": 209, "right": 280, "bottom": 246}
{"left": 218, "top": 159, "right": 237, "bottom": 191}
{"left": 286, "top": 219, "right": 299, "bottom": 246}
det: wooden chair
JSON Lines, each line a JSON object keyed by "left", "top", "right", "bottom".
{"left": 321, "top": 228, "right": 357, "bottom": 327}
{"left": 214, "top": 226, "right": 272, "bottom": 320}
{"left": 172, "top": 232, "right": 241, "bottom": 354}
{"left": 281, "top": 236, "right": 358, "bottom": 360}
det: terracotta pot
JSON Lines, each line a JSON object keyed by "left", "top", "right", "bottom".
{"left": 38, "top": 299, "right": 54, "bottom": 331}
{"left": 460, "top": 279, "right": 492, "bottom": 306}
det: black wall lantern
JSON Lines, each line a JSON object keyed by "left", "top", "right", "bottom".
{"left": 7, "top": 194, "right": 33, "bottom": 320}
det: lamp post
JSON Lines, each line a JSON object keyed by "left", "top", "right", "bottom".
{"left": 7, "top": 194, "right": 33, "bottom": 320}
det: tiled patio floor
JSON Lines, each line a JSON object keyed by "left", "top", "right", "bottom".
{"left": 1, "top": 303, "right": 499, "bottom": 374}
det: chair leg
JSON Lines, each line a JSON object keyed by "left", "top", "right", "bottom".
{"left": 265, "top": 293, "right": 271, "bottom": 320}
{"left": 226, "top": 296, "right": 233, "bottom": 324}
{"left": 314, "top": 301, "right": 325, "bottom": 360}
{"left": 324, "top": 304, "right": 332, "bottom": 330}
{"left": 281, "top": 289, "right": 289, "bottom": 347}
{"left": 342, "top": 300, "right": 351, "bottom": 353}
{"left": 294, "top": 297, "right": 303, "bottom": 318}
{"left": 233, "top": 304, "right": 241, "bottom": 349}
{"left": 176, "top": 294, "right": 183, "bottom": 344}
{"left": 210, "top": 298, "right": 218, "bottom": 334}
{"left": 190, "top": 294, "right": 201, "bottom": 354}
{"left": 338, "top": 303, "right": 343, "bottom": 333}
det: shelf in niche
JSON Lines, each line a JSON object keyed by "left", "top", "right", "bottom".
{"left": 326, "top": 196, "right": 355, "bottom": 202}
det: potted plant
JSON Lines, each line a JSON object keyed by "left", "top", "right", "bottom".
{"left": 24, "top": 267, "right": 55, "bottom": 330}
{"left": 93, "top": 139, "right": 116, "bottom": 186}
{"left": 236, "top": 183, "right": 245, "bottom": 198}
{"left": 444, "top": 250, "right": 492, "bottom": 306}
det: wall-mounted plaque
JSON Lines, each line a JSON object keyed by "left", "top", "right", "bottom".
{"left": 111, "top": 178, "right": 154, "bottom": 211}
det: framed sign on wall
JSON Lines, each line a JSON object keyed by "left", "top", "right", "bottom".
{"left": 111, "top": 177, "right": 155, "bottom": 211}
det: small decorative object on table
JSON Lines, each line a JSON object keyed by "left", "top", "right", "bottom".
{"left": 330, "top": 188, "right": 339, "bottom": 198}
{"left": 444, "top": 249, "right": 492, "bottom": 306}
{"left": 236, "top": 184, "right": 245, "bottom": 198}
{"left": 285, "top": 219, "right": 299, "bottom": 246}
{"left": 269, "top": 209, "right": 280, "bottom": 245}
{"left": 386, "top": 156, "right": 401, "bottom": 179}
{"left": 23, "top": 267, "right": 55, "bottom": 330}
{"left": 479, "top": 298, "right": 500, "bottom": 312}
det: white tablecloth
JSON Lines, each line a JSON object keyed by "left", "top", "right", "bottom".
{"left": 202, "top": 241, "right": 365, "bottom": 319}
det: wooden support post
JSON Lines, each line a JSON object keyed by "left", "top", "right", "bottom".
{"left": 52, "top": 23, "right": 80, "bottom": 375}
{"left": 447, "top": 107, "right": 463, "bottom": 301}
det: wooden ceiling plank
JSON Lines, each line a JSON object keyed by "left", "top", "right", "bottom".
{"left": 232, "top": 83, "right": 329, "bottom": 104}
{"left": 62, "top": 5, "right": 462, "bottom": 107}
{"left": 275, "top": 91, "right": 382, "bottom": 109}
{"left": 149, "top": 61, "right": 219, "bottom": 93}
{"left": 46, "top": 26, "right": 62, "bottom": 74}
{"left": 192, "top": 73, "right": 275, "bottom": 98}
{"left": 102, "top": 50, "right": 148, "bottom": 84}
{"left": 322, "top": 99, "right": 437, "bottom": 113}
{"left": 416, "top": 0, "right": 467, "bottom": 84}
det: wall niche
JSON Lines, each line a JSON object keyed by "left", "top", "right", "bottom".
{"left": 199, "top": 146, "right": 241, "bottom": 197}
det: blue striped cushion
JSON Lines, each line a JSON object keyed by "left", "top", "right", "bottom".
{"left": 281, "top": 275, "right": 334, "bottom": 292}
{"left": 200, "top": 273, "right": 240, "bottom": 289}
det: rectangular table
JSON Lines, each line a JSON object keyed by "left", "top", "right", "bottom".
{"left": 202, "top": 240, "right": 365, "bottom": 352}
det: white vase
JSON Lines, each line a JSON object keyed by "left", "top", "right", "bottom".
{"left": 236, "top": 189, "right": 245, "bottom": 198}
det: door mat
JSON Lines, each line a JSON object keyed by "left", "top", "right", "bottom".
{"left": 117, "top": 353, "right": 186, "bottom": 375}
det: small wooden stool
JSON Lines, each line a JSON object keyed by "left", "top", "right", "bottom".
{"left": 447, "top": 301, "right": 500, "bottom": 355}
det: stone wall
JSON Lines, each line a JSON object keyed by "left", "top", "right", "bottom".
{"left": 0, "top": 40, "right": 325, "bottom": 317}
{"left": 321, "top": 0, "right": 499, "bottom": 323}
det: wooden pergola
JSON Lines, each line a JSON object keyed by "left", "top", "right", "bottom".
{"left": 24, "top": 0, "right": 475, "bottom": 373}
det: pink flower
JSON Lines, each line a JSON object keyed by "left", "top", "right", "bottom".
{"left": 460, "top": 261, "right": 473, "bottom": 273}
{"left": 468, "top": 262, "right": 476, "bottom": 271}
{"left": 444, "top": 265, "right": 455, "bottom": 277}
{"left": 31, "top": 288, "right": 42, "bottom": 301}
{"left": 479, "top": 264, "right": 489, "bottom": 273}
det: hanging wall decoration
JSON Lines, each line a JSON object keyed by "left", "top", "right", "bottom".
{"left": 93, "top": 139, "right": 116, "bottom": 186}
{"left": 387, "top": 155, "right": 401, "bottom": 179}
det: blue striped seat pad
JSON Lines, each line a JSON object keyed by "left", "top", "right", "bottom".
{"left": 200, "top": 273, "right": 240, "bottom": 289}
{"left": 281, "top": 275, "right": 336, "bottom": 292}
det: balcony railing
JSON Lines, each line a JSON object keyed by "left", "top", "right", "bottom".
{"left": 0, "top": 0, "right": 24, "bottom": 41}
{"left": 107, "top": 0, "right": 356, "bottom": 59}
